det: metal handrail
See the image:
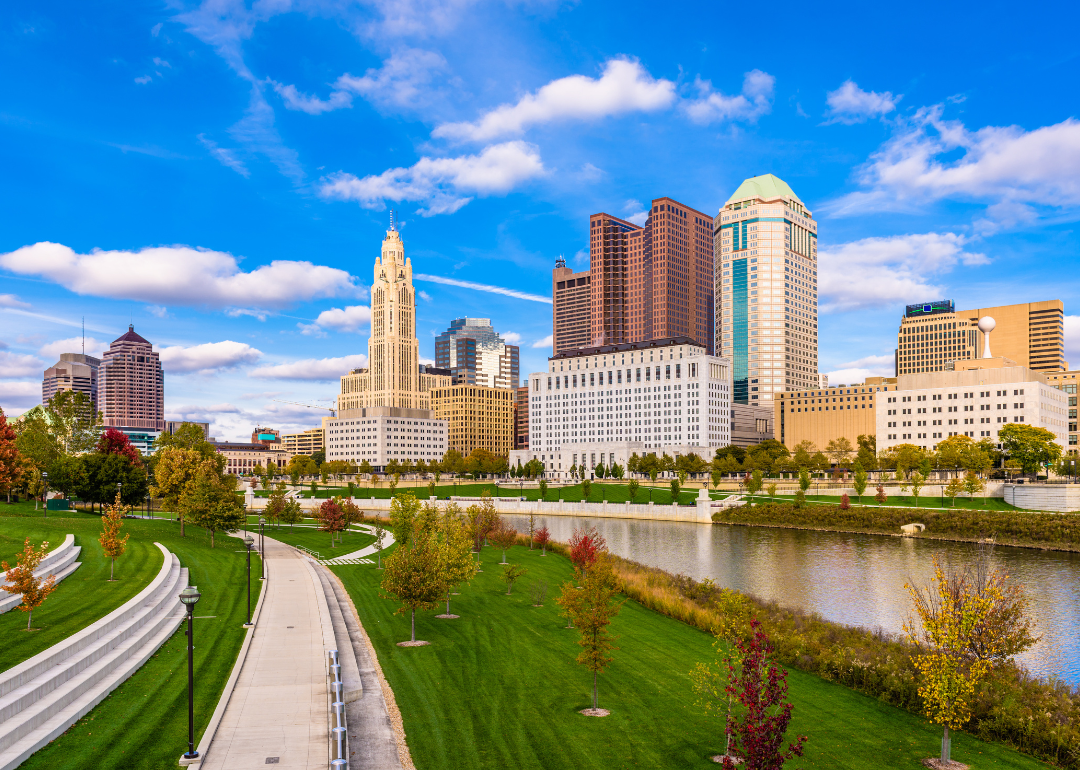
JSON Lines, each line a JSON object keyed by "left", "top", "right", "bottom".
{"left": 328, "top": 649, "right": 349, "bottom": 768}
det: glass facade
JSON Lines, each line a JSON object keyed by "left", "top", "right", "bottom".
{"left": 732, "top": 258, "right": 748, "bottom": 403}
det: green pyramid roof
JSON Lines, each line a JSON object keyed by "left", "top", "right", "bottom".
{"left": 724, "top": 174, "right": 802, "bottom": 207}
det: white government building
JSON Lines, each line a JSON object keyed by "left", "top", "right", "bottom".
{"left": 510, "top": 337, "right": 732, "bottom": 478}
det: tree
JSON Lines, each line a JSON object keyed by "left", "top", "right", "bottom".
{"left": 855, "top": 434, "right": 877, "bottom": 470}
{"left": 998, "top": 423, "right": 1062, "bottom": 476}
{"left": 791, "top": 440, "right": 816, "bottom": 470}
{"left": 628, "top": 478, "right": 640, "bottom": 501}
{"left": 502, "top": 563, "right": 527, "bottom": 595}
{"left": 489, "top": 518, "right": 518, "bottom": 564}
{"left": 569, "top": 524, "right": 606, "bottom": 573}
{"left": 880, "top": 443, "right": 927, "bottom": 478}
{"left": 26, "top": 466, "right": 45, "bottom": 510}
{"left": 373, "top": 522, "right": 386, "bottom": 569}
{"left": 155, "top": 448, "right": 224, "bottom": 535}
{"left": 154, "top": 423, "right": 217, "bottom": 459}
{"left": 280, "top": 497, "right": 304, "bottom": 531}
{"left": 718, "top": 619, "right": 807, "bottom": 768}
{"left": 95, "top": 429, "right": 142, "bottom": 466}
{"left": 962, "top": 471, "right": 985, "bottom": 503}
{"left": 79, "top": 452, "right": 148, "bottom": 509}
{"left": 0, "top": 410, "right": 24, "bottom": 503}
{"left": 538, "top": 478, "right": 548, "bottom": 501}
{"left": 669, "top": 477, "right": 681, "bottom": 501}
{"left": 535, "top": 526, "right": 550, "bottom": 555}
{"left": 852, "top": 464, "right": 868, "bottom": 504}
{"left": 610, "top": 462, "right": 624, "bottom": 480}
{"left": 745, "top": 470, "right": 763, "bottom": 507}
{"left": 1, "top": 538, "right": 59, "bottom": 630}
{"left": 839, "top": 493, "right": 851, "bottom": 510}
{"left": 798, "top": 469, "right": 811, "bottom": 495}
{"left": 14, "top": 391, "right": 101, "bottom": 469}
{"left": 528, "top": 512, "right": 536, "bottom": 549}
{"left": 99, "top": 492, "right": 131, "bottom": 580}
{"left": 875, "top": 485, "right": 887, "bottom": 506}
{"left": 389, "top": 473, "right": 400, "bottom": 496}
{"left": 180, "top": 471, "right": 245, "bottom": 548}
{"left": 944, "top": 477, "right": 963, "bottom": 507}
{"left": 380, "top": 519, "right": 443, "bottom": 644}
{"left": 581, "top": 478, "right": 591, "bottom": 499}
{"left": 910, "top": 471, "right": 925, "bottom": 508}
{"left": 825, "top": 437, "right": 854, "bottom": 468}
{"left": 435, "top": 503, "right": 476, "bottom": 616}
{"left": 340, "top": 497, "right": 362, "bottom": 536}
{"left": 316, "top": 498, "right": 346, "bottom": 547}
{"left": 556, "top": 556, "right": 622, "bottom": 713}
{"left": 389, "top": 493, "right": 421, "bottom": 549}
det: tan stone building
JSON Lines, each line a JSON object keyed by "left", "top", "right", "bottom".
{"left": 431, "top": 384, "right": 514, "bottom": 458}
{"left": 775, "top": 376, "right": 897, "bottom": 451}
{"left": 1043, "top": 370, "right": 1079, "bottom": 453}
{"left": 281, "top": 428, "right": 324, "bottom": 456}
{"left": 896, "top": 299, "right": 1066, "bottom": 376}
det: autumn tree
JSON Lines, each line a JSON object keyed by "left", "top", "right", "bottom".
{"left": 180, "top": 471, "right": 245, "bottom": 547}
{"left": 0, "top": 409, "right": 24, "bottom": 503}
{"left": 380, "top": 518, "right": 443, "bottom": 645}
{"left": 944, "top": 477, "right": 963, "bottom": 507}
{"left": 535, "top": 525, "right": 550, "bottom": 556}
{"left": 390, "top": 493, "right": 422, "bottom": 549}
{"left": 963, "top": 471, "right": 985, "bottom": 502}
{"left": 875, "top": 485, "right": 887, "bottom": 506}
{"left": 263, "top": 487, "right": 285, "bottom": 529}
{"left": 96, "top": 428, "right": 143, "bottom": 466}
{"left": 502, "top": 563, "right": 527, "bottom": 595}
{"left": 569, "top": 525, "right": 606, "bottom": 573}
{"left": 489, "top": 518, "right": 518, "bottom": 564}
{"left": 1, "top": 538, "right": 58, "bottom": 630}
{"left": 316, "top": 498, "right": 346, "bottom": 548}
{"left": 373, "top": 521, "right": 387, "bottom": 569}
{"left": 155, "top": 447, "right": 226, "bottom": 535}
{"left": 281, "top": 497, "right": 304, "bottom": 531}
{"left": 99, "top": 492, "right": 131, "bottom": 580}
{"left": 339, "top": 497, "right": 362, "bottom": 536}
{"left": 435, "top": 503, "right": 476, "bottom": 617}
{"left": 556, "top": 556, "right": 623, "bottom": 714}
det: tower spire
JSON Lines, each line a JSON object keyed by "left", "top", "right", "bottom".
{"left": 390, "top": 209, "right": 396, "bottom": 231}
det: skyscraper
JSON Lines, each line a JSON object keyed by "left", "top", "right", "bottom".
{"left": 434, "top": 318, "right": 520, "bottom": 388}
{"left": 715, "top": 174, "right": 818, "bottom": 406}
{"left": 42, "top": 353, "right": 100, "bottom": 411}
{"left": 588, "top": 198, "right": 714, "bottom": 353}
{"left": 98, "top": 326, "right": 165, "bottom": 450}
{"left": 552, "top": 257, "right": 591, "bottom": 355}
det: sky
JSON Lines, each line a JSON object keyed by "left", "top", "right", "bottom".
{"left": 2, "top": 0, "right": 1080, "bottom": 441}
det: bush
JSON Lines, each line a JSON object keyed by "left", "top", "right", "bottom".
{"left": 840, "top": 493, "right": 850, "bottom": 511}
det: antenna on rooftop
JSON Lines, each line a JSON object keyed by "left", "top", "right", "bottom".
{"left": 390, "top": 209, "right": 396, "bottom": 231}
{"left": 82, "top": 317, "right": 85, "bottom": 354}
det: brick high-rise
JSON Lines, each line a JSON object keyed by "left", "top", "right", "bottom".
{"left": 552, "top": 257, "right": 591, "bottom": 355}
{"left": 99, "top": 325, "right": 165, "bottom": 432}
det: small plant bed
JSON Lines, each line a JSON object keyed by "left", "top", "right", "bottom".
{"left": 714, "top": 502, "right": 1080, "bottom": 551}
{"left": 13, "top": 519, "right": 262, "bottom": 770}
{"left": 332, "top": 541, "right": 1046, "bottom": 770}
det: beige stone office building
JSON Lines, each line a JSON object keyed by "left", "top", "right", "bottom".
{"left": 282, "top": 428, "right": 324, "bottom": 456}
{"left": 775, "top": 377, "right": 897, "bottom": 450}
{"left": 896, "top": 299, "right": 1066, "bottom": 376}
{"left": 431, "top": 384, "right": 514, "bottom": 458}
{"left": 1042, "top": 370, "right": 1080, "bottom": 452}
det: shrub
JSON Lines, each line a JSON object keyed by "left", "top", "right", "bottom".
{"left": 840, "top": 493, "right": 850, "bottom": 511}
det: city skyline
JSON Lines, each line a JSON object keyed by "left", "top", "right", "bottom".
{"left": 2, "top": 1, "right": 1080, "bottom": 441}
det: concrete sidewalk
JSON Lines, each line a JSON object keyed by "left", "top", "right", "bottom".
{"left": 200, "top": 539, "right": 328, "bottom": 770}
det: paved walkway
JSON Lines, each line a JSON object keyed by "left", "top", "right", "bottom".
{"left": 201, "top": 539, "right": 328, "bottom": 770}
{"left": 321, "top": 524, "right": 395, "bottom": 565}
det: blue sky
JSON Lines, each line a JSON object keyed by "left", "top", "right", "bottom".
{"left": 2, "top": 0, "right": 1080, "bottom": 440}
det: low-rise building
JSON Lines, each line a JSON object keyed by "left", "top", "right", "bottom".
{"left": 431, "top": 384, "right": 514, "bottom": 458}
{"left": 1044, "top": 371, "right": 1080, "bottom": 452}
{"left": 775, "top": 376, "right": 897, "bottom": 450}
{"left": 731, "top": 403, "right": 775, "bottom": 448}
{"left": 325, "top": 408, "right": 447, "bottom": 469}
{"left": 215, "top": 441, "right": 291, "bottom": 476}
{"left": 282, "top": 428, "right": 324, "bottom": 456}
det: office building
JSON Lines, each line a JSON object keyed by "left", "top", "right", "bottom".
{"left": 896, "top": 300, "right": 1066, "bottom": 375}
{"left": 715, "top": 174, "right": 819, "bottom": 406}
{"left": 214, "top": 441, "right": 291, "bottom": 476}
{"left": 325, "top": 414, "right": 447, "bottom": 466}
{"left": 552, "top": 257, "right": 592, "bottom": 354}
{"left": 164, "top": 421, "right": 210, "bottom": 439}
{"left": 431, "top": 384, "right": 515, "bottom": 458}
{"left": 775, "top": 377, "right": 897, "bottom": 450}
{"left": 251, "top": 427, "right": 280, "bottom": 445}
{"left": 514, "top": 384, "right": 530, "bottom": 451}
{"left": 731, "top": 403, "right": 776, "bottom": 448}
{"left": 336, "top": 222, "right": 452, "bottom": 413}
{"left": 98, "top": 325, "right": 165, "bottom": 450}
{"left": 282, "top": 428, "right": 324, "bottom": 456}
{"left": 1044, "top": 371, "right": 1080, "bottom": 451}
{"left": 877, "top": 357, "right": 1068, "bottom": 453}
{"left": 587, "top": 197, "right": 714, "bottom": 353}
{"left": 434, "top": 318, "right": 519, "bottom": 389}
{"left": 510, "top": 337, "right": 732, "bottom": 477}
{"left": 42, "top": 353, "right": 100, "bottom": 412}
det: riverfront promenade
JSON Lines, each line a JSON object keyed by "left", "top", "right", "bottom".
{"left": 200, "top": 539, "right": 329, "bottom": 769}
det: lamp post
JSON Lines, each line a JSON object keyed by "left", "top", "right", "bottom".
{"left": 179, "top": 586, "right": 201, "bottom": 762}
{"left": 258, "top": 518, "right": 266, "bottom": 580}
{"left": 41, "top": 471, "right": 48, "bottom": 519}
{"left": 146, "top": 472, "right": 154, "bottom": 520}
{"left": 243, "top": 535, "right": 255, "bottom": 627}
{"left": 116, "top": 481, "right": 122, "bottom": 506}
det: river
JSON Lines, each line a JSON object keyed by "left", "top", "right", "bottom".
{"left": 504, "top": 514, "right": 1080, "bottom": 686}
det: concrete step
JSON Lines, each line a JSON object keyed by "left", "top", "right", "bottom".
{"left": 0, "top": 536, "right": 83, "bottom": 616}
{"left": 312, "top": 565, "right": 362, "bottom": 705}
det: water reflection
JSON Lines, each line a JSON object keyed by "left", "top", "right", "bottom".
{"left": 505, "top": 515, "right": 1080, "bottom": 685}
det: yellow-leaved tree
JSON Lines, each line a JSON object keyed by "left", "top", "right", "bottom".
{"left": 1, "top": 538, "right": 58, "bottom": 630}
{"left": 99, "top": 492, "right": 130, "bottom": 580}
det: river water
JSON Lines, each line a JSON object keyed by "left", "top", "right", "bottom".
{"left": 504, "top": 514, "right": 1080, "bottom": 686}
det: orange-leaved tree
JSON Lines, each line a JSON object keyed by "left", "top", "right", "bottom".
{"left": 489, "top": 518, "right": 517, "bottom": 564}
{"left": 99, "top": 492, "right": 131, "bottom": 580}
{"left": 1, "top": 538, "right": 58, "bottom": 630}
{"left": 557, "top": 554, "right": 623, "bottom": 714}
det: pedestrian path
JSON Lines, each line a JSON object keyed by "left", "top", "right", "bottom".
{"left": 199, "top": 539, "right": 330, "bottom": 770}
{"left": 320, "top": 524, "right": 394, "bottom": 566}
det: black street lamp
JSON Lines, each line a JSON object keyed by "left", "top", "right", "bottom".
{"left": 147, "top": 472, "right": 154, "bottom": 520}
{"left": 116, "top": 481, "right": 122, "bottom": 506}
{"left": 179, "top": 585, "right": 201, "bottom": 761}
{"left": 41, "top": 471, "right": 48, "bottom": 519}
{"left": 243, "top": 535, "right": 255, "bottom": 627}
{"left": 258, "top": 518, "right": 266, "bottom": 580}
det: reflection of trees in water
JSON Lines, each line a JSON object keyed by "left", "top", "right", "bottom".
{"left": 503, "top": 514, "right": 1080, "bottom": 686}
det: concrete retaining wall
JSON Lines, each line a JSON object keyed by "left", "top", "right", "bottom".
{"left": 1003, "top": 484, "right": 1080, "bottom": 512}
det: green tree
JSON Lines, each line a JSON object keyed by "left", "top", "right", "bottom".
{"left": 669, "top": 477, "right": 681, "bottom": 501}
{"left": 434, "top": 502, "right": 477, "bottom": 616}
{"left": 389, "top": 492, "right": 421, "bottom": 548}
{"left": 280, "top": 496, "right": 303, "bottom": 531}
{"left": 963, "top": 471, "right": 985, "bottom": 502}
{"left": 556, "top": 557, "right": 622, "bottom": 713}
{"left": 539, "top": 478, "right": 548, "bottom": 500}
{"left": 856, "top": 434, "right": 877, "bottom": 470}
{"left": 79, "top": 453, "right": 148, "bottom": 509}
{"left": 745, "top": 469, "right": 763, "bottom": 506}
{"left": 502, "top": 563, "right": 527, "bottom": 595}
{"left": 792, "top": 440, "right": 817, "bottom": 470}
{"left": 798, "top": 468, "right": 811, "bottom": 494}
{"left": 610, "top": 462, "right": 624, "bottom": 480}
{"left": 853, "top": 463, "right": 868, "bottom": 503}
{"left": 153, "top": 422, "right": 217, "bottom": 459}
{"left": 14, "top": 391, "right": 101, "bottom": 468}
{"left": 825, "top": 437, "right": 854, "bottom": 468}
{"left": 944, "top": 477, "right": 963, "bottom": 507}
{"left": 380, "top": 520, "right": 443, "bottom": 644}
{"left": 998, "top": 423, "right": 1062, "bottom": 475}
{"left": 627, "top": 478, "right": 640, "bottom": 501}
{"left": 910, "top": 471, "right": 926, "bottom": 508}
{"left": 179, "top": 470, "right": 244, "bottom": 547}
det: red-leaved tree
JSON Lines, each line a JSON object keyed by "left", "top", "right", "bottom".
{"left": 722, "top": 619, "right": 807, "bottom": 769}
{"left": 316, "top": 499, "right": 345, "bottom": 547}
{"left": 534, "top": 526, "right": 550, "bottom": 556}
{"left": 840, "top": 493, "right": 851, "bottom": 511}
{"left": 569, "top": 525, "right": 606, "bottom": 572}
{"left": 0, "top": 410, "right": 23, "bottom": 503}
{"left": 96, "top": 429, "right": 143, "bottom": 466}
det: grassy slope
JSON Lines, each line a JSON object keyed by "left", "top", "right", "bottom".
{"left": 0, "top": 515, "right": 164, "bottom": 672}
{"left": 333, "top": 543, "right": 1044, "bottom": 770}
{"left": 254, "top": 482, "right": 707, "bottom": 505}
{"left": 7, "top": 516, "right": 262, "bottom": 770}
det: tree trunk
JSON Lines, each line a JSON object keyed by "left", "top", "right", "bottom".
{"left": 410, "top": 608, "right": 416, "bottom": 642}
{"left": 446, "top": 592, "right": 451, "bottom": 615}
{"left": 110, "top": 559, "right": 115, "bottom": 580}
{"left": 592, "top": 671, "right": 598, "bottom": 710}
{"left": 501, "top": 549, "right": 507, "bottom": 564}
{"left": 27, "top": 608, "right": 32, "bottom": 630}
{"left": 180, "top": 512, "right": 185, "bottom": 537}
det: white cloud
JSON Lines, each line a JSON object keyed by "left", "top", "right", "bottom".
{"left": 151, "top": 22, "right": 163, "bottom": 36}
{"left": 826, "top": 354, "right": 896, "bottom": 386}
{"left": 1065, "top": 315, "right": 1080, "bottom": 367}
{"left": 0, "top": 242, "right": 359, "bottom": 309}
{"left": 0, "top": 352, "right": 44, "bottom": 378}
{"left": 198, "top": 133, "right": 249, "bottom": 177}
{"left": 250, "top": 354, "right": 368, "bottom": 381}
{"left": 532, "top": 334, "right": 553, "bottom": 349}
{"left": 39, "top": 336, "right": 106, "bottom": 360}
{"left": 135, "top": 75, "right": 153, "bottom": 85}
{"left": 159, "top": 340, "right": 262, "bottom": 374}
{"left": 415, "top": 274, "right": 551, "bottom": 303}
{"left": 305, "top": 305, "right": 372, "bottom": 334}
{"left": 146, "top": 305, "right": 169, "bottom": 318}
{"left": 270, "top": 80, "right": 353, "bottom": 115}
{"left": 0, "top": 294, "right": 30, "bottom": 309}
{"left": 502, "top": 332, "right": 522, "bottom": 344}
{"left": 824, "top": 80, "right": 899, "bottom": 124}
{"left": 684, "top": 69, "right": 774, "bottom": 124}
{"left": 0, "top": 381, "right": 39, "bottom": 412}
{"left": 818, "top": 232, "right": 988, "bottom": 313}
{"left": 319, "top": 141, "right": 544, "bottom": 216}
{"left": 433, "top": 58, "right": 675, "bottom": 142}
{"left": 153, "top": 57, "right": 172, "bottom": 68}
{"left": 418, "top": 290, "right": 432, "bottom": 302}
{"left": 830, "top": 108, "right": 1080, "bottom": 218}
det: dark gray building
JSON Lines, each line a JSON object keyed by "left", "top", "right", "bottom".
{"left": 434, "top": 318, "right": 519, "bottom": 389}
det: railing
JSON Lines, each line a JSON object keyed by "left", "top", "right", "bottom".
{"left": 328, "top": 649, "right": 348, "bottom": 769}
{"left": 294, "top": 544, "right": 321, "bottom": 560}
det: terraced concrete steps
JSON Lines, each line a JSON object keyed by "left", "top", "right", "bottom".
{"left": 0, "top": 542, "right": 187, "bottom": 770}
{"left": 0, "top": 535, "right": 82, "bottom": 615}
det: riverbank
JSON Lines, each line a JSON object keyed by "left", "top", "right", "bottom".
{"left": 713, "top": 502, "right": 1080, "bottom": 553}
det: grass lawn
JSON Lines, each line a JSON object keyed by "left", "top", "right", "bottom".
{"left": 6, "top": 514, "right": 262, "bottom": 770}
{"left": 755, "top": 493, "right": 1019, "bottom": 511}
{"left": 261, "top": 525, "right": 375, "bottom": 556}
{"left": 333, "top": 541, "right": 1045, "bottom": 770}
{"left": 252, "top": 482, "right": 711, "bottom": 505}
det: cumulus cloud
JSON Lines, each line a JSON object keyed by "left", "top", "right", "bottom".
{"left": 826, "top": 354, "right": 896, "bottom": 386}
{"left": 0, "top": 351, "right": 44, "bottom": 378}
{"left": 824, "top": 80, "right": 900, "bottom": 124}
{"left": 250, "top": 354, "right": 368, "bottom": 380}
{"left": 829, "top": 107, "right": 1080, "bottom": 219}
{"left": 319, "top": 141, "right": 544, "bottom": 216}
{"left": 158, "top": 340, "right": 262, "bottom": 374}
{"left": 532, "top": 334, "right": 553, "bottom": 349}
{"left": 270, "top": 81, "right": 353, "bottom": 115}
{"left": 502, "top": 332, "right": 522, "bottom": 344}
{"left": 0, "top": 242, "right": 358, "bottom": 309}
{"left": 415, "top": 274, "right": 551, "bottom": 303}
{"left": 0, "top": 294, "right": 30, "bottom": 309}
{"left": 818, "top": 232, "right": 988, "bottom": 313}
{"left": 0, "top": 381, "right": 39, "bottom": 412}
{"left": 684, "top": 69, "right": 774, "bottom": 124}
{"left": 418, "top": 290, "right": 432, "bottom": 302}
{"left": 39, "top": 336, "right": 107, "bottom": 360}
{"left": 306, "top": 305, "right": 372, "bottom": 334}
{"left": 433, "top": 58, "right": 675, "bottom": 142}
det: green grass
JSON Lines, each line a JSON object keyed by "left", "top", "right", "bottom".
{"left": 0, "top": 513, "right": 164, "bottom": 672}
{"left": 757, "top": 492, "right": 1019, "bottom": 511}
{"left": 261, "top": 525, "right": 374, "bottom": 556}
{"left": 2, "top": 513, "right": 262, "bottom": 770}
{"left": 332, "top": 542, "right": 1045, "bottom": 770}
